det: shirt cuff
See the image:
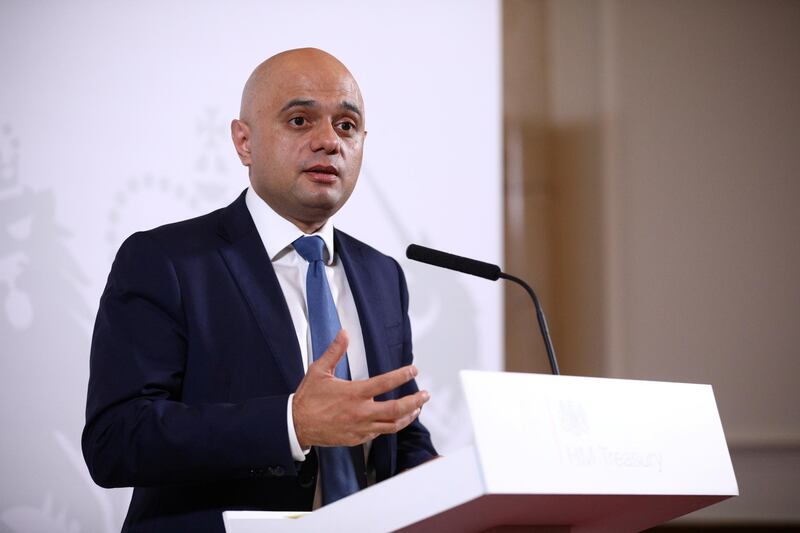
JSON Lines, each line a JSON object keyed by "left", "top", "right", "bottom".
{"left": 287, "top": 393, "right": 311, "bottom": 462}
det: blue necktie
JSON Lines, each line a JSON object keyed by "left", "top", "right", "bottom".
{"left": 292, "top": 236, "right": 361, "bottom": 505}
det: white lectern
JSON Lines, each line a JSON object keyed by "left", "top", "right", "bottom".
{"left": 224, "top": 371, "right": 738, "bottom": 533}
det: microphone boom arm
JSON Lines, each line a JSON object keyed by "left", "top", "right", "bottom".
{"left": 406, "top": 243, "right": 560, "bottom": 376}
{"left": 498, "top": 272, "right": 560, "bottom": 375}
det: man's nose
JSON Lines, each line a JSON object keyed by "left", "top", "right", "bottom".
{"left": 309, "top": 122, "right": 340, "bottom": 154}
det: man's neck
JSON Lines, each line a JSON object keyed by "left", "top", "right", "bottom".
{"left": 250, "top": 187, "right": 329, "bottom": 235}
{"left": 285, "top": 216, "right": 326, "bottom": 235}
{"left": 245, "top": 187, "right": 337, "bottom": 262}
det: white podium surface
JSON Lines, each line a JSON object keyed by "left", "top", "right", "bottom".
{"left": 224, "top": 371, "right": 738, "bottom": 533}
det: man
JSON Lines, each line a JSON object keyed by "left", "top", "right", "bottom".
{"left": 82, "top": 48, "right": 437, "bottom": 532}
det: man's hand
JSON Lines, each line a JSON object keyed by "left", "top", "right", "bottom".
{"left": 292, "top": 330, "right": 430, "bottom": 449}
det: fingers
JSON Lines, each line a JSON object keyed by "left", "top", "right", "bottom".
{"left": 312, "top": 330, "right": 349, "bottom": 374}
{"left": 368, "top": 390, "right": 430, "bottom": 422}
{"left": 359, "top": 364, "right": 419, "bottom": 397}
{"left": 369, "top": 405, "right": 423, "bottom": 435}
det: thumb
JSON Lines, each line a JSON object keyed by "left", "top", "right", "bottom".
{"left": 313, "top": 330, "right": 349, "bottom": 375}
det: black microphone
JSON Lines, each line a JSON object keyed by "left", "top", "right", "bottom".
{"left": 406, "top": 244, "right": 501, "bottom": 281}
{"left": 406, "top": 244, "right": 560, "bottom": 375}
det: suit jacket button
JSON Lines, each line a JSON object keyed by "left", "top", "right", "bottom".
{"left": 273, "top": 466, "right": 285, "bottom": 476}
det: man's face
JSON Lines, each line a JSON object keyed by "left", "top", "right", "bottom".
{"left": 233, "top": 52, "right": 366, "bottom": 230}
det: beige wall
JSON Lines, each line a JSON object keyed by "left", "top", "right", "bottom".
{"left": 504, "top": 0, "right": 800, "bottom": 524}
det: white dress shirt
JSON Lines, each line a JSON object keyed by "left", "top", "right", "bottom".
{"left": 244, "top": 187, "right": 371, "bottom": 465}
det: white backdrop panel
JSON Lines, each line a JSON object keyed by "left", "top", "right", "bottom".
{"left": 0, "top": 1, "right": 501, "bottom": 531}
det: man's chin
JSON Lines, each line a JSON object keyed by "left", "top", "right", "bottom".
{"left": 291, "top": 184, "right": 355, "bottom": 226}
{"left": 293, "top": 199, "right": 343, "bottom": 225}
{"left": 298, "top": 189, "right": 346, "bottom": 213}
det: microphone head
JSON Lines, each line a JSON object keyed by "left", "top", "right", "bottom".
{"left": 406, "top": 244, "right": 501, "bottom": 281}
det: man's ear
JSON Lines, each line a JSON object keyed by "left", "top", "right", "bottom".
{"left": 231, "top": 119, "right": 252, "bottom": 166}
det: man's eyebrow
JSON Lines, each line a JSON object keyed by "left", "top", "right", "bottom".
{"left": 279, "top": 98, "right": 362, "bottom": 118}
{"left": 341, "top": 101, "right": 362, "bottom": 118}
{"left": 280, "top": 99, "right": 317, "bottom": 113}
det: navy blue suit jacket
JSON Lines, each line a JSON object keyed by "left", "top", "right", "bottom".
{"left": 82, "top": 191, "right": 437, "bottom": 532}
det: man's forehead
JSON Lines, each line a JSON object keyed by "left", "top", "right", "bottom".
{"left": 240, "top": 49, "right": 364, "bottom": 120}
{"left": 267, "top": 71, "right": 363, "bottom": 110}
{"left": 272, "top": 70, "right": 360, "bottom": 97}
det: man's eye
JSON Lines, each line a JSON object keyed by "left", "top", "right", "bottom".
{"left": 290, "top": 117, "right": 306, "bottom": 126}
{"left": 338, "top": 122, "right": 354, "bottom": 131}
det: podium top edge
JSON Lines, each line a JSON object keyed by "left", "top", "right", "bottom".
{"left": 459, "top": 369, "right": 714, "bottom": 389}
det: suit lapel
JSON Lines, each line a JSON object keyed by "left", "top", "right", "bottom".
{"left": 335, "top": 230, "right": 396, "bottom": 478}
{"left": 217, "top": 192, "right": 304, "bottom": 392}
{"left": 335, "top": 230, "right": 391, "bottom": 386}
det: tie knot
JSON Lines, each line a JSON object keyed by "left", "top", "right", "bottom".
{"left": 293, "top": 235, "right": 326, "bottom": 263}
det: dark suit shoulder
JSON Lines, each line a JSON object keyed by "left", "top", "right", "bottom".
{"left": 334, "top": 228, "right": 399, "bottom": 268}
{"left": 136, "top": 207, "right": 226, "bottom": 255}
{"left": 116, "top": 191, "right": 251, "bottom": 262}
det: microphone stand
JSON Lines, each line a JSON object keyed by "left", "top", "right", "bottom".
{"left": 406, "top": 243, "right": 561, "bottom": 376}
{"left": 498, "top": 272, "right": 560, "bottom": 375}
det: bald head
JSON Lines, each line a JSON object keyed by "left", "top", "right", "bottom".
{"left": 239, "top": 48, "right": 364, "bottom": 123}
{"left": 230, "top": 48, "right": 367, "bottom": 233}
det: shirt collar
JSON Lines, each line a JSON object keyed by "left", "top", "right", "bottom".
{"left": 245, "top": 187, "right": 336, "bottom": 264}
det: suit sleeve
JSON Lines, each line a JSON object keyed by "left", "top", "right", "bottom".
{"left": 392, "top": 259, "right": 439, "bottom": 470}
{"left": 82, "top": 232, "right": 297, "bottom": 488}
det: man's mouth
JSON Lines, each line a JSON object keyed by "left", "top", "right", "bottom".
{"left": 304, "top": 165, "right": 339, "bottom": 176}
{"left": 303, "top": 165, "right": 339, "bottom": 183}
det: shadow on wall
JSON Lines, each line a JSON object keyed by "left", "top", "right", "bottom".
{"left": 404, "top": 259, "right": 480, "bottom": 452}
{"left": 0, "top": 123, "right": 121, "bottom": 532}
{"left": 364, "top": 172, "right": 481, "bottom": 452}
{"left": 0, "top": 108, "right": 243, "bottom": 533}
